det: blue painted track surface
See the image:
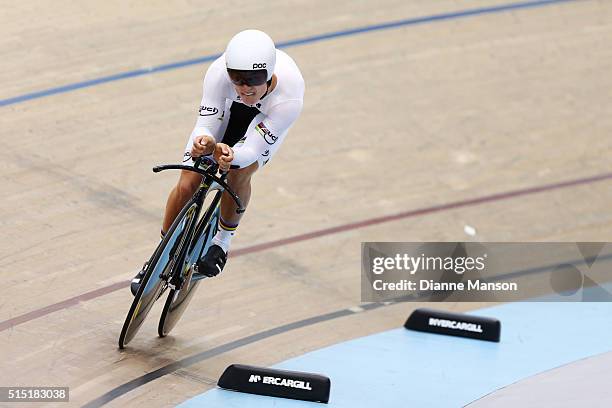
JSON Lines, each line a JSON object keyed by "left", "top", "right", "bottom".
{"left": 177, "top": 300, "right": 612, "bottom": 407}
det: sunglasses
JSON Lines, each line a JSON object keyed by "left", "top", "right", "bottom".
{"left": 227, "top": 69, "right": 268, "bottom": 87}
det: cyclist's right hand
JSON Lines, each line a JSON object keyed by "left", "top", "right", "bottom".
{"left": 191, "top": 135, "right": 216, "bottom": 157}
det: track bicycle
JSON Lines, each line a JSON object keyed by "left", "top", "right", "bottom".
{"left": 118, "top": 157, "right": 244, "bottom": 349}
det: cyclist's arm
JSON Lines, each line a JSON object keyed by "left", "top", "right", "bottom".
{"left": 230, "top": 99, "right": 303, "bottom": 168}
{"left": 191, "top": 57, "right": 230, "bottom": 143}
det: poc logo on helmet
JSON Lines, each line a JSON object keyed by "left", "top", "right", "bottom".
{"left": 252, "top": 63, "right": 267, "bottom": 69}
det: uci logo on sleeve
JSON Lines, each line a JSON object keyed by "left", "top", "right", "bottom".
{"left": 199, "top": 106, "right": 219, "bottom": 116}
{"left": 255, "top": 122, "right": 278, "bottom": 145}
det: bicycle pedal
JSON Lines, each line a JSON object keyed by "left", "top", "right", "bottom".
{"left": 191, "top": 264, "right": 208, "bottom": 281}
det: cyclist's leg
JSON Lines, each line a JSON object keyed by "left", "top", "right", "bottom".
{"left": 195, "top": 164, "right": 258, "bottom": 277}
{"left": 132, "top": 169, "right": 200, "bottom": 295}
{"left": 162, "top": 169, "right": 202, "bottom": 234}
{"left": 132, "top": 140, "right": 201, "bottom": 295}
{"left": 220, "top": 161, "right": 258, "bottom": 224}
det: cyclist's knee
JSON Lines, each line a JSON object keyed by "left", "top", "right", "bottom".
{"left": 228, "top": 162, "right": 258, "bottom": 185}
{"left": 176, "top": 171, "right": 200, "bottom": 198}
{"left": 176, "top": 182, "right": 197, "bottom": 199}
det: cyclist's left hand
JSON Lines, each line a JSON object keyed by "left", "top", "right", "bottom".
{"left": 214, "top": 143, "right": 234, "bottom": 171}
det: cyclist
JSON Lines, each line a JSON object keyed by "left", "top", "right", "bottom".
{"left": 131, "top": 29, "right": 305, "bottom": 295}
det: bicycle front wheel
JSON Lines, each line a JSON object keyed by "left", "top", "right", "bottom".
{"left": 118, "top": 202, "right": 199, "bottom": 348}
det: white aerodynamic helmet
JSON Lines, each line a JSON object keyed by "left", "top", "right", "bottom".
{"left": 225, "top": 29, "right": 276, "bottom": 85}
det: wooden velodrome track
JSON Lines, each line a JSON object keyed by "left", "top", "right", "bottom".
{"left": 2, "top": 0, "right": 611, "bottom": 406}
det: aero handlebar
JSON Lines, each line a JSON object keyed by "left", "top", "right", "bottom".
{"left": 152, "top": 158, "right": 245, "bottom": 214}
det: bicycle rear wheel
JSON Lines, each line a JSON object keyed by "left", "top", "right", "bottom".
{"left": 118, "top": 202, "right": 198, "bottom": 349}
{"left": 158, "top": 191, "right": 221, "bottom": 337}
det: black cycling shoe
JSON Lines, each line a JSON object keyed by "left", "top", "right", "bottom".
{"left": 130, "top": 262, "right": 148, "bottom": 296}
{"left": 196, "top": 244, "right": 227, "bottom": 277}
